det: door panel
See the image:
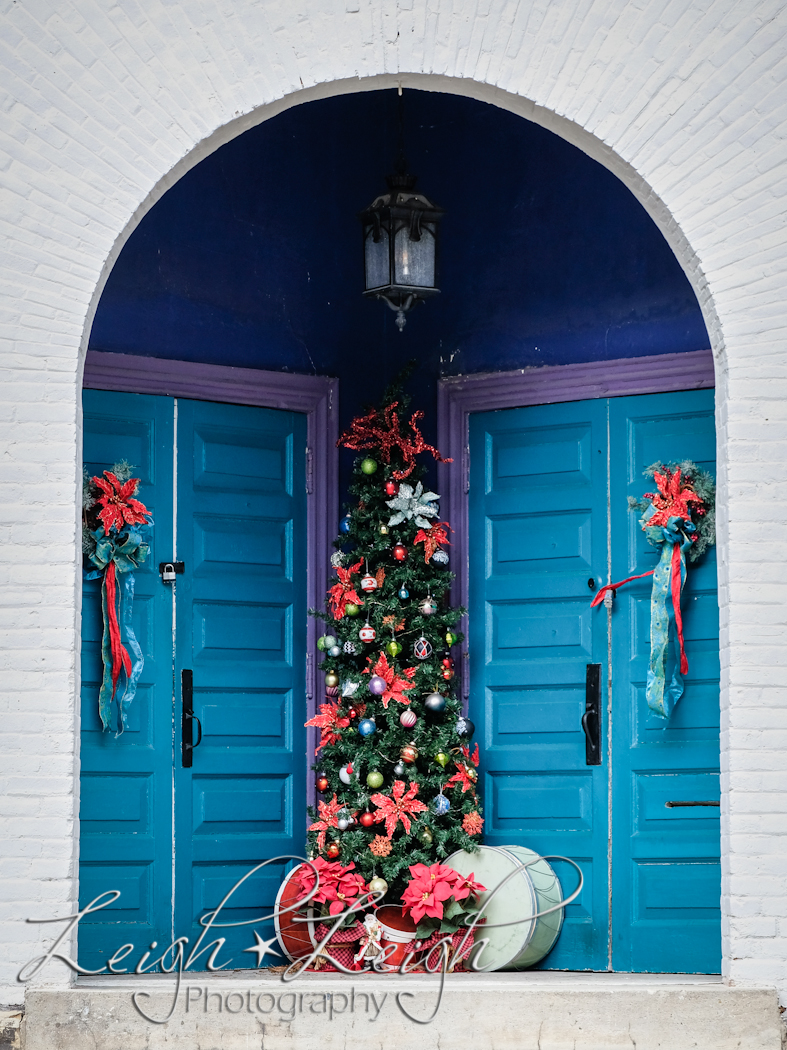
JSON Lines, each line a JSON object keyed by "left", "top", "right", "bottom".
{"left": 79, "top": 390, "right": 174, "bottom": 971}
{"left": 469, "top": 401, "right": 610, "bottom": 969}
{"left": 79, "top": 391, "right": 307, "bottom": 973}
{"left": 469, "top": 389, "right": 720, "bottom": 973}
{"left": 174, "top": 399, "right": 307, "bottom": 968}
{"left": 609, "top": 390, "right": 720, "bottom": 973}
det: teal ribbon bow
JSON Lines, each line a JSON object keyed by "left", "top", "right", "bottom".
{"left": 85, "top": 525, "right": 150, "bottom": 734}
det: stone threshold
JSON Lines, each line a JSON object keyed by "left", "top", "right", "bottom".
{"left": 23, "top": 970, "right": 784, "bottom": 1050}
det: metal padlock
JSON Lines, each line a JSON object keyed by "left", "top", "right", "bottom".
{"left": 162, "top": 563, "right": 177, "bottom": 583}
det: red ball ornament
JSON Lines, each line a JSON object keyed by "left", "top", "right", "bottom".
{"left": 442, "top": 656, "right": 453, "bottom": 668}
{"left": 360, "top": 811, "right": 375, "bottom": 828}
{"left": 385, "top": 480, "right": 398, "bottom": 496}
{"left": 393, "top": 544, "right": 407, "bottom": 562}
{"left": 442, "top": 668, "right": 455, "bottom": 681}
{"left": 347, "top": 707, "right": 358, "bottom": 720}
{"left": 316, "top": 776, "right": 329, "bottom": 793}
{"left": 400, "top": 743, "right": 419, "bottom": 764}
{"left": 326, "top": 842, "right": 341, "bottom": 859}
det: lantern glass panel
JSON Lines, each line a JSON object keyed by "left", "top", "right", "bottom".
{"left": 364, "top": 225, "right": 390, "bottom": 291}
{"left": 393, "top": 223, "right": 436, "bottom": 288}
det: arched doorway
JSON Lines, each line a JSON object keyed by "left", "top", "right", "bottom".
{"left": 77, "top": 85, "right": 718, "bottom": 975}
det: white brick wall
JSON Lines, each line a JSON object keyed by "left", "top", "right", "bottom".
{"left": 1, "top": 0, "right": 786, "bottom": 1007}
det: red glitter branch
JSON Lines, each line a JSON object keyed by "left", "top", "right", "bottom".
{"left": 338, "top": 401, "right": 452, "bottom": 480}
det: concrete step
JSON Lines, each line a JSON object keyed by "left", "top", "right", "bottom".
{"left": 23, "top": 972, "right": 784, "bottom": 1050}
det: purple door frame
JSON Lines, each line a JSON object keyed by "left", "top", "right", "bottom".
{"left": 82, "top": 350, "right": 339, "bottom": 808}
{"left": 436, "top": 348, "right": 716, "bottom": 703}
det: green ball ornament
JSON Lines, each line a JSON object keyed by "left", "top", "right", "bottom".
{"left": 345, "top": 603, "right": 360, "bottom": 617}
{"left": 366, "top": 770, "right": 384, "bottom": 789}
{"left": 435, "top": 751, "right": 450, "bottom": 768}
{"left": 386, "top": 640, "right": 402, "bottom": 657}
{"left": 317, "top": 636, "right": 328, "bottom": 651}
{"left": 361, "top": 458, "right": 378, "bottom": 475}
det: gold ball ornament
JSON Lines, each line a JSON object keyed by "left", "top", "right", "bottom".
{"left": 467, "top": 766, "right": 478, "bottom": 782}
{"left": 326, "top": 842, "right": 341, "bottom": 859}
{"left": 368, "top": 876, "right": 388, "bottom": 898}
{"left": 325, "top": 672, "right": 340, "bottom": 688}
{"left": 419, "top": 827, "right": 434, "bottom": 846}
{"left": 379, "top": 523, "right": 390, "bottom": 536}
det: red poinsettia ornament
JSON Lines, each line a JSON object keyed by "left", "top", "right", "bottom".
{"left": 643, "top": 467, "right": 704, "bottom": 531}
{"left": 370, "top": 779, "right": 428, "bottom": 838}
{"left": 305, "top": 701, "right": 351, "bottom": 754}
{"left": 309, "top": 793, "right": 344, "bottom": 853}
{"left": 92, "top": 471, "right": 151, "bottom": 534}
{"left": 362, "top": 651, "right": 417, "bottom": 709}
{"left": 413, "top": 521, "right": 452, "bottom": 563}
{"left": 328, "top": 559, "right": 365, "bottom": 620}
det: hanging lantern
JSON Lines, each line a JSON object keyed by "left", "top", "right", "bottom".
{"left": 359, "top": 96, "right": 444, "bottom": 333}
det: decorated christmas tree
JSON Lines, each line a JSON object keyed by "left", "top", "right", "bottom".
{"left": 306, "top": 378, "right": 483, "bottom": 900}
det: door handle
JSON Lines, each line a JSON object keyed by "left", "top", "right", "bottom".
{"left": 583, "top": 663, "right": 602, "bottom": 765}
{"left": 665, "top": 800, "right": 720, "bottom": 808}
{"left": 181, "top": 669, "right": 202, "bottom": 767}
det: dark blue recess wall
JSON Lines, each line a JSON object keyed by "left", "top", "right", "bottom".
{"left": 89, "top": 88, "right": 709, "bottom": 483}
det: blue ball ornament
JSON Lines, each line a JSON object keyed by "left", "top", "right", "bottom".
{"left": 398, "top": 587, "right": 410, "bottom": 600}
{"left": 339, "top": 515, "right": 352, "bottom": 534}
{"left": 433, "top": 793, "right": 451, "bottom": 816}
{"left": 358, "top": 718, "right": 377, "bottom": 738}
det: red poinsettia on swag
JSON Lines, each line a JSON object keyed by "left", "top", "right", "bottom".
{"left": 92, "top": 471, "right": 151, "bottom": 534}
{"left": 295, "top": 857, "right": 369, "bottom": 916}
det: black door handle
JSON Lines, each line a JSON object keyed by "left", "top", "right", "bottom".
{"left": 583, "top": 663, "right": 602, "bottom": 765}
{"left": 182, "top": 669, "right": 202, "bottom": 767}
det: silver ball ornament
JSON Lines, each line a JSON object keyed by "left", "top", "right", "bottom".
{"left": 393, "top": 761, "right": 406, "bottom": 776}
{"left": 329, "top": 645, "right": 341, "bottom": 658}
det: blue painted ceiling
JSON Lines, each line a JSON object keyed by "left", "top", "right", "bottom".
{"left": 90, "top": 88, "right": 709, "bottom": 477}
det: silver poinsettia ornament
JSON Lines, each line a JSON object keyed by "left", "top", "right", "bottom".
{"left": 386, "top": 481, "right": 440, "bottom": 529}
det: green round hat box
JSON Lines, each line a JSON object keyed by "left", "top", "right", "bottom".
{"left": 445, "top": 844, "right": 564, "bottom": 970}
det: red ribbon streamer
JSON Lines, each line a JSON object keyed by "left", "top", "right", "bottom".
{"left": 590, "top": 552, "right": 688, "bottom": 675}
{"left": 671, "top": 543, "right": 688, "bottom": 675}
{"left": 105, "top": 561, "right": 132, "bottom": 698}
{"left": 590, "top": 570, "right": 655, "bottom": 608}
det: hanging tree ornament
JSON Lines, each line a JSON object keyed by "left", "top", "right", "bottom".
{"left": 384, "top": 480, "right": 398, "bottom": 497}
{"left": 345, "top": 602, "right": 360, "bottom": 617}
{"left": 361, "top": 563, "right": 378, "bottom": 592}
{"left": 343, "top": 640, "right": 358, "bottom": 655}
{"left": 359, "top": 622, "right": 376, "bottom": 643}
{"left": 445, "top": 630, "right": 457, "bottom": 647}
{"left": 392, "top": 543, "right": 408, "bottom": 562}
{"left": 442, "top": 668, "right": 455, "bottom": 681}
{"left": 386, "top": 639, "right": 402, "bottom": 657}
{"left": 456, "top": 716, "right": 475, "bottom": 739}
{"left": 358, "top": 717, "right": 377, "bottom": 737}
{"left": 361, "top": 457, "right": 378, "bottom": 475}
{"left": 419, "top": 596, "right": 438, "bottom": 616}
{"left": 424, "top": 691, "right": 446, "bottom": 713}
{"left": 419, "top": 826, "right": 434, "bottom": 846}
{"left": 433, "top": 793, "right": 451, "bottom": 816}
{"left": 316, "top": 775, "right": 329, "bottom": 793}
{"left": 339, "top": 514, "right": 352, "bottom": 534}
{"left": 432, "top": 549, "right": 449, "bottom": 566}
{"left": 339, "top": 763, "right": 355, "bottom": 785}
{"left": 368, "top": 876, "right": 388, "bottom": 897}
{"left": 368, "top": 675, "right": 387, "bottom": 695}
{"left": 360, "top": 811, "right": 375, "bottom": 828}
{"left": 400, "top": 743, "right": 419, "bottom": 764}
{"left": 329, "top": 645, "right": 342, "bottom": 658}
{"left": 399, "top": 708, "right": 417, "bottom": 729}
{"left": 434, "top": 751, "right": 450, "bottom": 768}
{"left": 413, "top": 636, "right": 433, "bottom": 660}
{"left": 326, "top": 842, "right": 341, "bottom": 859}
{"left": 325, "top": 671, "right": 340, "bottom": 689}
{"left": 366, "top": 770, "right": 384, "bottom": 789}
{"left": 398, "top": 586, "right": 410, "bottom": 600}
{"left": 393, "top": 761, "right": 406, "bottom": 776}
{"left": 379, "top": 523, "right": 390, "bottom": 536}
{"left": 330, "top": 551, "right": 346, "bottom": 568}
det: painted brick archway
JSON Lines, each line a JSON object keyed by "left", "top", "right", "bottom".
{"left": 1, "top": 0, "right": 786, "bottom": 1008}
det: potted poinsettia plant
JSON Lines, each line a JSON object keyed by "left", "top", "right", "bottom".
{"left": 401, "top": 862, "right": 486, "bottom": 938}
{"left": 295, "top": 856, "right": 369, "bottom": 923}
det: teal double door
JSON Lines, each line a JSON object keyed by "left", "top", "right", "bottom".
{"left": 469, "top": 389, "right": 721, "bottom": 973}
{"left": 79, "top": 389, "right": 306, "bottom": 971}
